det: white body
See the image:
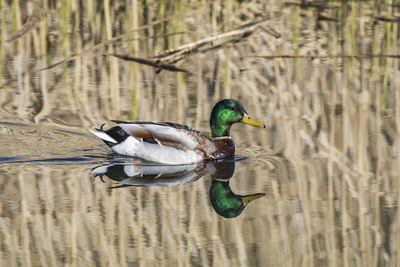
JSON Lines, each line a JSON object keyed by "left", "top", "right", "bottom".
{"left": 90, "top": 122, "right": 214, "bottom": 165}
{"left": 111, "top": 136, "right": 202, "bottom": 165}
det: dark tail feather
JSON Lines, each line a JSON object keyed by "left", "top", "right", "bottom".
{"left": 91, "top": 125, "right": 130, "bottom": 147}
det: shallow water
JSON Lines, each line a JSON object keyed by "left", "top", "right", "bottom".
{"left": 1, "top": 1, "right": 400, "bottom": 266}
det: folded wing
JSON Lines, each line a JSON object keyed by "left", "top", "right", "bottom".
{"left": 105, "top": 121, "right": 216, "bottom": 164}
{"left": 113, "top": 120, "right": 214, "bottom": 151}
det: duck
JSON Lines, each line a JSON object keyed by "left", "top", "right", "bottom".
{"left": 90, "top": 99, "right": 265, "bottom": 165}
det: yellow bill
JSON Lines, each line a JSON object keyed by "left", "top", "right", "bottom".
{"left": 241, "top": 193, "right": 265, "bottom": 205}
{"left": 241, "top": 113, "right": 265, "bottom": 128}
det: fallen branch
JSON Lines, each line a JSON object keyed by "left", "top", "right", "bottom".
{"left": 317, "top": 14, "right": 339, "bottom": 22}
{"left": 166, "top": 31, "right": 255, "bottom": 64}
{"left": 153, "top": 17, "right": 277, "bottom": 62}
{"left": 373, "top": 16, "right": 400, "bottom": 23}
{"left": 284, "top": 1, "right": 339, "bottom": 9}
{"left": 106, "top": 54, "right": 190, "bottom": 73}
{"left": 153, "top": 28, "right": 254, "bottom": 60}
{"left": 251, "top": 54, "right": 400, "bottom": 59}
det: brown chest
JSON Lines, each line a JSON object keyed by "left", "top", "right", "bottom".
{"left": 206, "top": 137, "right": 235, "bottom": 161}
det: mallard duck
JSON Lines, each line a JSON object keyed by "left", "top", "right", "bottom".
{"left": 91, "top": 99, "right": 264, "bottom": 165}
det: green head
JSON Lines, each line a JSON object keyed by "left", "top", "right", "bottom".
{"left": 210, "top": 180, "right": 265, "bottom": 218}
{"left": 210, "top": 99, "right": 265, "bottom": 137}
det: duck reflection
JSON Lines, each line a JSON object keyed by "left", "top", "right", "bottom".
{"left": 91, "top": 159, "right": 264, "bottom": 218}
{"left": 92, "top": 161, "right": 208, "bottom": 187}
{"left": 206, "top": 160, "right": 265, "bottom": 218}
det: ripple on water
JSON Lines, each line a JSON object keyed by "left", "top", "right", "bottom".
{"left": 0, "top": 121, "right": 110, "bottom": 166}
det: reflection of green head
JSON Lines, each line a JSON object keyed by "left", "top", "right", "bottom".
{"left": 209, "top": 180, "right": 265, "bottom": 218}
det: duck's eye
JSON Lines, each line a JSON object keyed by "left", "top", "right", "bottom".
{"left": 230, "top": 106, "right": 240, "bottom": 113}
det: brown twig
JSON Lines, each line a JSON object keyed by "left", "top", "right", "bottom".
{"left": 105, "top": 54, "right": 191, "bottom": 73}
{"left": 7, "top": 14, "right": 41, "bottom": 42}
{"left": 284, "top": 1, "right": 337, "bottom": 9}
{"left": 317, "top": 14, "right": 339, "bottom": 22}
{"left": 259, "top": 26, "right": 282, "bottom": 38}
{"left": 373, "top": 16, "right": 400, "bottom": 23}
{"left": 153, "top": 17, "right": 274, "bottom": 62}
{"left": 251, "top": 54, "right": 400, "bottom": 59}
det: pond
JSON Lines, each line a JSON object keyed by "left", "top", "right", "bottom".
{"left": 1, "top": 1, "right": 400, "bottom": 266}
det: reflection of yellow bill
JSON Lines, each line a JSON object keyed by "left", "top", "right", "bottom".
{"left": 242, "top": 193, "right": 265, "bottom": 204}
{"left": 241, "top": 113, "right": 265, "bottom": 128}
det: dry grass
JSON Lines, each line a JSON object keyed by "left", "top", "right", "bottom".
{"left": 1, "top": 0, "right": 400, "bottom": 266}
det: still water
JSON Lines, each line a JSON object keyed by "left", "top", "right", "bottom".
{"left": 1, "top": 1, "right": 400, "bottom": 266}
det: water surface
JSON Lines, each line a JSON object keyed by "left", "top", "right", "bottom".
{"left": 1, "top": 1, "right": 400, "bottom": 266}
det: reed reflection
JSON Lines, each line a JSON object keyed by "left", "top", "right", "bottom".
{"left": 91, "top": 159, "right": 264, "bottom": 218}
